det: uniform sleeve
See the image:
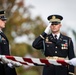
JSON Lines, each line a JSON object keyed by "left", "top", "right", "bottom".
{"left": 32, "top": 32, "right": 47, "bottom": 49}
{"left": 68, "top": 38, "right": 75, "bottom": 74}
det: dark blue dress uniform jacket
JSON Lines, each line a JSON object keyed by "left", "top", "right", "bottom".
{"left": 0, "top": 32, "right": 17, "bottom": 75}
{"left": 32, "top": 32, "right": 75, "bottom": 75}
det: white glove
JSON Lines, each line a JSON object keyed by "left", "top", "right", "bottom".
{"left": 44, "top": 23, "right": 51, "bottom": 34}
{"left": 1, "top": 57, "right": 10, "bottom": 64}
{"left": 69, "top": 58, "right": 76, "bottom": 66}
{"left": 7, "top": 61, "right": 22, "bottom": 68}
{"left": 1, "top": 56, "right": 22, "bottom": 68}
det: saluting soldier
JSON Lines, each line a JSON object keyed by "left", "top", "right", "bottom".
{"left": 32, "top": 14, "right": 75, "bottom": 75}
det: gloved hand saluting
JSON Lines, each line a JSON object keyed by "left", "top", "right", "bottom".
{"left": 1, "top": 56, "right": 22, "bottom": 68}
{"left": 44, "top": 23, "right": 51, "bottom": 34}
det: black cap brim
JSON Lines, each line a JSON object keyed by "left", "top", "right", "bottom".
{"left": 51, "top": 22, "right": 60, "bottom": 25}
{"left": 0, "top": 16, "right": 7, "bottom": 21}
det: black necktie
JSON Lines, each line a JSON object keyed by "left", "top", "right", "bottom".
{"left": 54, "top": 35, "right": 57, "bottom": 41}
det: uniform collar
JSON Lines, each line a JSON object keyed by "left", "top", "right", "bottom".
{"left": 52, "top": 33, "right": 60, "bottom": 39}
{"left": 0, "top": 30, "right": 2, "bottom": 33}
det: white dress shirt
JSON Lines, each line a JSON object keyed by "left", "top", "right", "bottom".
{"left": 52, "top": 33, "right": 60, "bottom": 39}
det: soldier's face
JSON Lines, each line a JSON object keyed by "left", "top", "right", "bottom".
{"left": 50, "top": 23, "right": 61, "bottom": 34}
{"left": 0, "top": 20, "right": 6, "bottom": 29}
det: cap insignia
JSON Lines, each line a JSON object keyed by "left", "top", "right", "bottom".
{"left": 52, "top": 16, "right": 56, "bottom": 19}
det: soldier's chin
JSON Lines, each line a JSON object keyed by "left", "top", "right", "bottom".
{"left": 52, "top": 30, "right": 59, "bottom": 33}
{"left": 2, "top": 26, "right": 5, "bottom": 29}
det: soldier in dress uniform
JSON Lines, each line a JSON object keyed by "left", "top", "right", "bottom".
{"left": 0, "top": 10, "right": 17, "bottom": 75}
{"left": 32, "top": 14, "right": 75, "bottom": 75}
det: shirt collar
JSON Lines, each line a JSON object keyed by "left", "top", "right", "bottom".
{"left": 52, "top": 33, "right": 60, "bottom": 39}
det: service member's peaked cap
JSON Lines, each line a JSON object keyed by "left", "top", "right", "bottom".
{"left": 0, "top": 10, "right": 7, "bottom": 21}
{"left": 47, "top": 14, "right": 63, "bottom": 23}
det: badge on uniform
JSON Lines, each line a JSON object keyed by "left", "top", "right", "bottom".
{"left": 2, "top": 37, "right": 6, "bottom": 40}
{"left": 45, "top": 37, "right": 52, "bottom": 44}
{"left": 61, "top": 40, "right": 68, "bottom": 49}
{"left": 2, "top": 37, "right": 7, "bottom": 44}
{"left": 46, "top": 37, "right": 49, "bottom": 42}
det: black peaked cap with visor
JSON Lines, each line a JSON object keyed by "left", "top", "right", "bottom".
{"left": 47, "top": 15, "right": 63, "bottom": 25}
{"left": 0, "top": 10, "right": 7, "bottom": 21}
